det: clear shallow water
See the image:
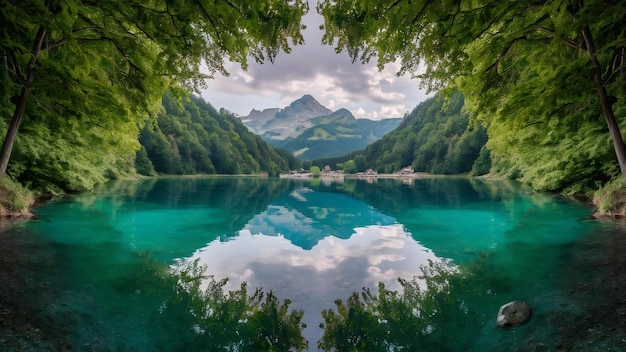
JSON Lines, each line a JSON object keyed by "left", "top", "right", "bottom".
{"left": 2, "top": 176, "right": 620, "bottom": 350}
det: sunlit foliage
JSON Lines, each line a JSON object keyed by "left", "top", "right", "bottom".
{"left": 0, "top": 0, "right": 308, "bottom": 191}
{"left": 124, "top": 257, "right": 308, "bottom": 351}
{"left": 318, "top": 0, "right": 626, "bottom": 192}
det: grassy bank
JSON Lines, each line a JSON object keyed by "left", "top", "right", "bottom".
{"left": 0, "top": 176, "right": 34, "bottom": 218}
{"left": 593, "top": 176, "right": 626, "bottom": 218}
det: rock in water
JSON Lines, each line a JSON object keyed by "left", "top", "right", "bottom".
{"left": 496, "top": 300, "right": 532, "bottom": 327}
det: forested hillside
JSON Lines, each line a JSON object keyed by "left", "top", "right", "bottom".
{"left": 138, "top": 93, "right": 299, "bottom": 177}
{"left": 314, "top": 92, "right": 488, "bottom": 175}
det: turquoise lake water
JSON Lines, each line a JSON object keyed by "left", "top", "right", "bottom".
{"left": 2, "top": 176, "right": 625, "bottom": 350}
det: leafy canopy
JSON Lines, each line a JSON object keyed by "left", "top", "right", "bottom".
{"left": 1, "top": 0, "right": 308, "bottom": 191}
{"left": 318, "top": 0, "right": 626, "bottom": 191}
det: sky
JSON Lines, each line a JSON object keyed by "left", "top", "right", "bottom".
{"left": 199, "top": 3, "right": 431, "bottom": 121}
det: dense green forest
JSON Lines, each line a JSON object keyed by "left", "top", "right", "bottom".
{"left": 313, "top": 92, "right": 489, "bottom": 176}
{"left": 0, "top": 0, "right": 307, "bottom": 213}
{"left": 139, "top": 93, "right": 299, "bottom": 177}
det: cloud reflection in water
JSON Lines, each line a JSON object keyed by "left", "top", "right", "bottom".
{"left": 184, "top": 222, "right": 444, "bottom": 344}
{"left": 176, "top": 187, "right": 448, "bottom": 344}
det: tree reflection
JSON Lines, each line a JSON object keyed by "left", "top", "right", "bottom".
{"left": 154, "top": 256, "right": 506, "bottom": 351}
{"left": 175, "top": 260, "right": 307, "bottom": 351}
{"left": 318, "top": 260, "right": 457, "bottom": 351}
{"left": 152, "top": 259, "right": 308, "bottom": 351}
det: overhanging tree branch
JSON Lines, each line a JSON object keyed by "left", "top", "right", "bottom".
{"left": 484, "top": 35, "right": 527, "bottom": 74}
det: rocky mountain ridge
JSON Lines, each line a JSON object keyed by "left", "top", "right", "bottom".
{"left": 238, "top": 95, "right": 402, "bottom": 159}
{"left": 240, "top": 95, "right": 332, "bottom": 141}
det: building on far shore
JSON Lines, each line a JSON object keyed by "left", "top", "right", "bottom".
{"left": 357, "top": 169, "right": 378, "bottom": 177}
{"left": 397, "top": 166, "right": 414, "bottom": 175}
{"left": 322, "top": 168, "right": 344, "bottom": 178}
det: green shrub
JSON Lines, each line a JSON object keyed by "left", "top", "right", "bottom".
{"left": 0, "top": 176, "right": 34, "bottom": 215}
{"left": 593, "top": 176, "right": 626, "bottom": 215}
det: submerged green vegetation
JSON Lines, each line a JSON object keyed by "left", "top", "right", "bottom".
{"left": 161, "top": 259, "right": 309, "bottom": 351}
{"left": 146, "top": 258, "right": 469, "bottom": 351}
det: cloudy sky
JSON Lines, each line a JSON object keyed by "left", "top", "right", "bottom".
{"left": 200, "top": 3, "right": 431, "bottom": 120}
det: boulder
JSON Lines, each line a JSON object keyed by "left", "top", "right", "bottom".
{"left": 496, "top": 300, "right": 532, "bottom": 327}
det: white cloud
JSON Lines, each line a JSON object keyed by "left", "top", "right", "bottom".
{"left": 380, "top": 104, "right": 410, "bottom": 118}
{"left": 354, "top": 107, "right": 367, "bottom": 118}
{"left": 199, "top": 2, "right": 432, "bottom": 120}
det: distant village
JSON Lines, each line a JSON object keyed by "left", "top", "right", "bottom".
{"left": 280, "top": 166, "right": 428, "bottom": 179}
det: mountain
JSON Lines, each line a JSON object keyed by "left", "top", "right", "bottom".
{"left": 239, "top": 95, "right": 402, "bottom": 160}
{"left": 282, "top": 109, "right": 402, "bottom": 160}
{"left": 356, "top": 118, "right": 406, "bottom": 140}
{"left": 239, "top": 108, "right": 280, "bottom": 136}
{"left": 240, "top": 95, "right": 332, "bottom": 141}
{"left": 138, "top": 93, "right": 300, "bottom": 177}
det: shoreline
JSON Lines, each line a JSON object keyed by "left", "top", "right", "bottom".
{"left": 280, "top": 171, "right": 438, "bottom": 180}
{"left": 1, "top": 173, "right": 618, "bottom": 221}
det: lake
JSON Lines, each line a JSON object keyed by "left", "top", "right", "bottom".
{"left": 2, "top": 176, "right": 625, "bottom": 350}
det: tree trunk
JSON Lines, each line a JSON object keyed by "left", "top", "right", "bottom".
{"left": 0, "top": 87, "right": 30, "bottom": 175}
{"left": 598, "top": 84, "right": 626, "bottom": 174}
{"left": 582, "top": 26, "right": 626, "bottom": 174}
{"left": 0, "top": 26, "right": 46, "bottom": 176}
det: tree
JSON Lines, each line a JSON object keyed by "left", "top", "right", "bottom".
{"left": 318, "top": 0, "right": 626, "bottom": 186}
{"left": 353, "top": 155, "right": 367, "bottom": 172}
{"left": 343, "top": 159, "right": 357, "bottom": 174}
{"left": 310, "top": 165, "right": 321, "bottom": 177}
{"left": 135, "top": 145, "right": 155, "bottom": 176}
{"left": 0, "top": 0, "right": 308, "bottom": 179}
